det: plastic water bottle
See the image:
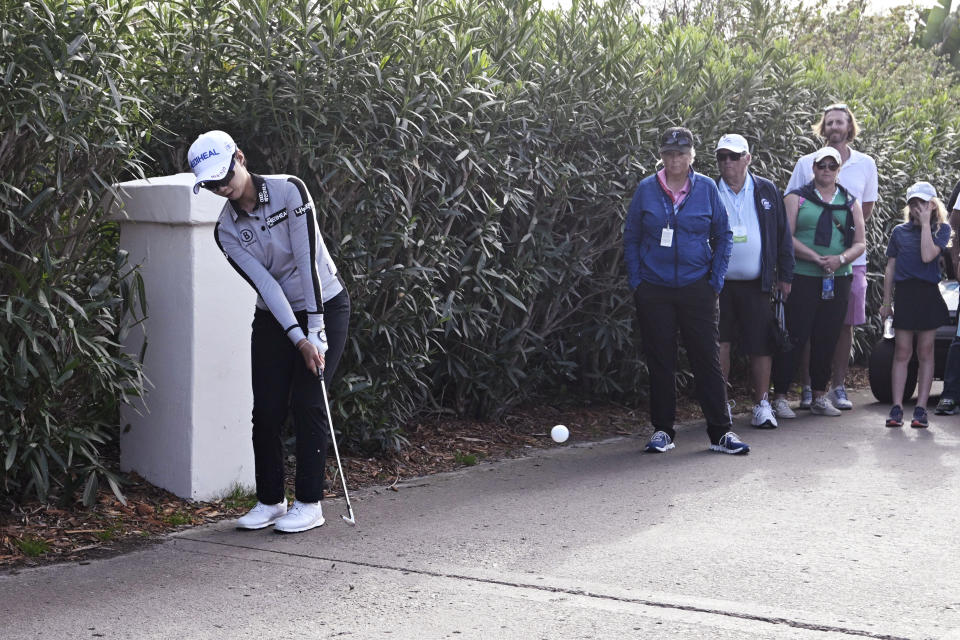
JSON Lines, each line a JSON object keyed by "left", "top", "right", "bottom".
{"left": 821, "top": 273, "right": 835, "bottom": 300}
{"left": 883, "top": 316, "right": 895, "bottom": 339}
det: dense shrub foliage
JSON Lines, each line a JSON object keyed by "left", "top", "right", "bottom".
{"left": 4, "top": 0, "right": 960, "bottom": 502}
{"left": 1, "top": 0, "right": 149, "bottom": 504}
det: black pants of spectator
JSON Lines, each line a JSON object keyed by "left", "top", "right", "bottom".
{"left": 942, "top": 336, "right": 960, "bottom": 401}
{"left": 773, "top": 274, "right": 851, "bottom": 394}
{"left": 250, "top": 289, "right": 350, "bottom": 505}
{"left": 634, "top": 277, "right": 731, "bottom": 444}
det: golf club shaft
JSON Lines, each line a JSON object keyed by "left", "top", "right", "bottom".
{"left": 319, "top": 375, "right": 356, "bottom": 523}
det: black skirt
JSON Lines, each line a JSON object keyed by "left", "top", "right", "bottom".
{"left": 893, "top": 279, "right": 949, "bottom": 331}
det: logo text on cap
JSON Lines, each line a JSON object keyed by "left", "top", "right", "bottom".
{"left": 190, "top": 148, "right": 220, "bottom": 168}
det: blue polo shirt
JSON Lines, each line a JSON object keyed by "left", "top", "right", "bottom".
{"left": 885, "top": 221, "right": 951, "bottom": 283}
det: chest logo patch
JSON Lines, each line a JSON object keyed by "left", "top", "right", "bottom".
{"left": 294, "top": 204, "right": 312, "bottom": 217}
{"left": 266, "top": 208, "right": 288, "bottom": 228}
{"left": 760, "top": 198, "right": 772, "bottom": 211}
{"left": 239, "top": 228, "right": 256, "bottom": 246}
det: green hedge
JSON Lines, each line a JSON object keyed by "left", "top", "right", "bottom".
{"left": 135, "top": 0, "right": 960, "bottom": 442}
{"left": 3, "top": 0, "right": 960, "bottom": 503}
{"left": 1, "top": 0, "right": 149, "bottom": 505}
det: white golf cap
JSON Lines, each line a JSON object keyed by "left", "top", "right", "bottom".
{"left": 812, "top": 147, "right": 842, "bottom": 165}
{"left": 906, "top": 181, "right": 937, "bottom": 202}
{"left": 715, "top": 134, "right": 749, "bottom": 154}
{"left": 188, "top": 130, "right": 237, "bottom": 194}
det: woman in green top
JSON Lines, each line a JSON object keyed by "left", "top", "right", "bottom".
{"left": 772, "top": 147, "right": 866, "bottom": 417}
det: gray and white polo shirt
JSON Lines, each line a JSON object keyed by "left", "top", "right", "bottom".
{"left": 214, "top": 173, "right": 343, "bottom": 346}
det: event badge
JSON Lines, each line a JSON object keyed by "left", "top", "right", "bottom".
{"left": 732, "top": 225, "right": 748, "bottom": 243}
{"left": 660, "top": 227, "right": 674, "bottom": 247}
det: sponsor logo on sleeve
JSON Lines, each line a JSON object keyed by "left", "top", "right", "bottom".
{"left": 266, "top": 209, "right": 289, "bottom": 228}
{"left": 239, "top": 228, "right": 256, "bottom": 246}
{"left": 294, "top": 204, "right": 312, "bottom": 217}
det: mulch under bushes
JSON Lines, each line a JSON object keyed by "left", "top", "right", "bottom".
{"left": 0, "top": 367, "right": 868, "bottom": 572}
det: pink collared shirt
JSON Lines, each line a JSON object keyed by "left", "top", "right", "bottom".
{"left": 657, "top": 168, "right": 691, "bottom": 206}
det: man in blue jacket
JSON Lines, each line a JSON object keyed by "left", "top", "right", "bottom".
{"left": 624, "top": 127, "right": 747, "bottom": 455}
{"left": 713, "top": 134, "right": 794, "bottom": 429}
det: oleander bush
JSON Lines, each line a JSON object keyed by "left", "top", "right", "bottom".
{"left": 1, "top": 0, "right": 150, "bottom": 505}
{"left": 135, "top": 0, "right": 960, "bottom": 440}
{"left": 4, "top": 0, "right": 960, "bottom": 504}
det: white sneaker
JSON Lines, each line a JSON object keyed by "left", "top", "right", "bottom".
{"left": 274, "top": 500, "right": 325, "bottom": 533}
{"left": 751, "top": 397, "right": 778, "bottom": 429}
{"left": 827, "top": 385, "right": 853, "bottom": 410}
{"left": 236, "top": 499, "right": 287, "bottom": 530}
{"left": 771, "top": 397, "right": 796, "bottom": 419}
{"left": 810, "top": 395, "right": 841, "bottom": 416}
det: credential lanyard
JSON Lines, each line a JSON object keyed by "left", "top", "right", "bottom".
{"left": 659, "top": 190, "right": 680, "bottom": 247}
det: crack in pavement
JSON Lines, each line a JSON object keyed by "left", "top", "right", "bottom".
{"left": 175, "top": 536, "right": 910, "bottom": 640}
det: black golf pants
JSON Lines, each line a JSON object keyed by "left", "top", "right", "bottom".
{"left": 250, "top": 289, "right": 350, "bottom": 504}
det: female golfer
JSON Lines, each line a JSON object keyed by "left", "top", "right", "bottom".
{"left": 189, "top": 130, "right": 350, "bottom": 533}
{"left": 880, "top": 181, "right": 951, "bottom": 428}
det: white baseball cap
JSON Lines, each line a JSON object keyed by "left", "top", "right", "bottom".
{"left": 715, "top": 134, "right": 749, "bottom": 154}
{"left": 812, "top": 147, "right": 842, "bottom": 165}
{"left": 188, "top": 130, "right": 237, "bottom": 194}
{"left": 906, "top": 181, "right": 937, "bottom": 202}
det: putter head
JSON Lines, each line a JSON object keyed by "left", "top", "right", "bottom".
{"left": 342, "top": 509, "right": 356, "bottom": 526}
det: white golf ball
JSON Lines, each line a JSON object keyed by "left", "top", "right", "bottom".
{"left": 551, "top": 424, "right": 569, "bottom": 443}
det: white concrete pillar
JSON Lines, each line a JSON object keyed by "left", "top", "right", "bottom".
{"left": 112, "top": 173, "right": 256, "bottom": 501}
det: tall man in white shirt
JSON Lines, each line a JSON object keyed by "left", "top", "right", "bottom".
{"left": 784, "top": 104, "right": 878, "bottom": 413}
{"left": 714, "top": 134, "right": 794, "bottom": 427}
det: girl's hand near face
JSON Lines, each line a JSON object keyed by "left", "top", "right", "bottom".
{"left": 914, "top": 200, "right": 933, "bottom": 225}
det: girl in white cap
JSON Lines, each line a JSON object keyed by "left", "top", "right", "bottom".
{"left": 188, "top": 130, "right": 350, "bottom": 533}
{"left": 880, "top": 181, "right": 950, "bottom": 428}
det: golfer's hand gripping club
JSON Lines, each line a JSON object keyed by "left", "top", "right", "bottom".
{"left": 297, "top": 338, "right": 325, "bottom": 377}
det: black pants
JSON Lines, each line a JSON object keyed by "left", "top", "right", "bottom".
{"left": 250, "top": 289, "right": 350, "bottom": 504}
{"left": 942, "top": 335, "right": 960, "bottom": 401}
{"left": 773, "top": 274, "right": 851, "bottom": 394}
{"left": 634, "top": 278, "right": 731, "bottom": 444}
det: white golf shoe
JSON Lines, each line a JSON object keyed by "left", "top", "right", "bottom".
{"left": 274, "top": 500, "right": 325, "bottom": 534}
{"left": 236, "top": 498, "right": 287, "bottom": 530}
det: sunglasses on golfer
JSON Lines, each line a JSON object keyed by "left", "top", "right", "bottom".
{"left": 200, "top": 157, "right": 236, "bottom": 191}
{"left": 716, "top": 151, "right": 745, "bottom": 162}
{"left": 814, "top": 161, "right": 840, "bottom": 171}
{"left": 823, "top": 102, "right": 849, "bottom": 113}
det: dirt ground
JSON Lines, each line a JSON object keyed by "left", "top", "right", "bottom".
{"left": 0, "top": 366, "right": 869, "bottom": 573}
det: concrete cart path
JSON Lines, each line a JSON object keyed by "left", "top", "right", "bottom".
{"left": 3, "top": 389, "right": 959, "bottom": 639}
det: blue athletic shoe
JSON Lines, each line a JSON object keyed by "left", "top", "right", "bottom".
{"left": 644, "top": 430, "right": 675, "bottom": 453}
{"left": 911, "top": 406, "right": 929, "bottom": 429}
{"left": 886, "top": 405, "right": 903, "bottom": 428}
{"left": 709, "top": 431, "right": 750, "bottom": 455}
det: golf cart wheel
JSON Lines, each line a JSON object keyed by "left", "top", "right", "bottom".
{"left": 868, "top": 338, "right": 918, "bottom": 404}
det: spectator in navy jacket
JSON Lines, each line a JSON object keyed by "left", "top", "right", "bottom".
{"left": 623, "top": 127, "right": 748, "bottom": 455}
{"left": 713, "top": 134, "right": 794, "bottom": 430}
